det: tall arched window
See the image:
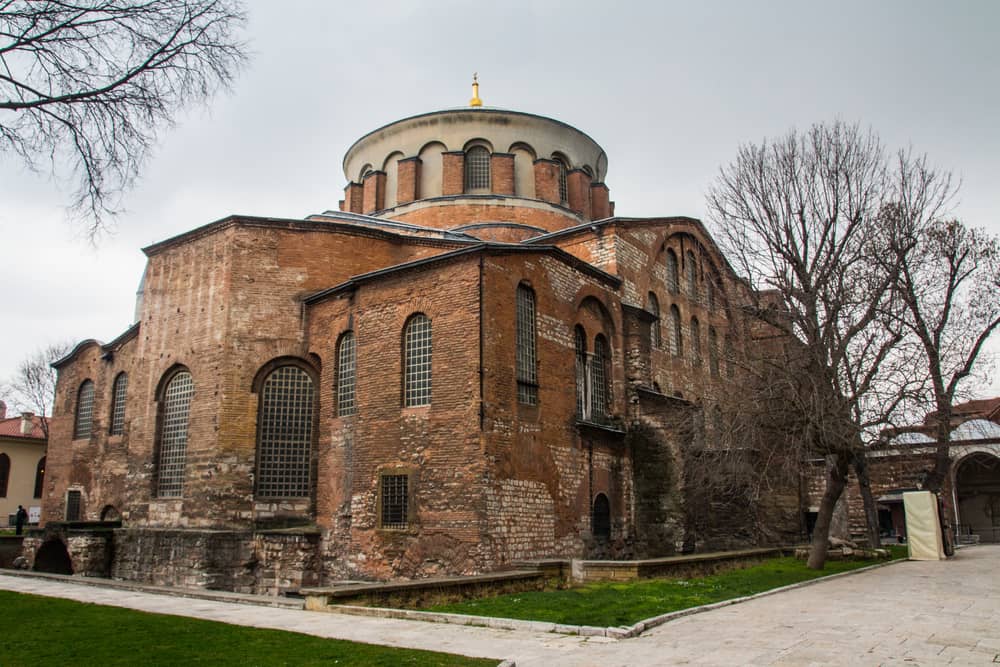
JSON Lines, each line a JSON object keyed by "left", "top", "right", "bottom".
{"left": 404, "top": 314, "right": 432, "bottom": 407}
{"left": 648, "top": 292, "right": 661, "bottom": 349}
{"left": 33, "top": 456, "right": 45, "bottom": 498}
{"left": 706, "top": 276, "right": 717, "bottom": 311}
{"left": 156, "top": 370, "right": 193, "bottom": 498}
{"left": 691, "top": 317, "right": 702, "bottom": 365}
{"left": 464, "top": 146, "right": 491, "bottom": 192}
{"left": 592, "top": 493, "right": 611, "bottom": 540}
{"left": 73, "top": 380, "right": 94, "bottom": 439}
{"left": 591, "top": 335, "right": 610, "bottom": 419}
{"left": 574, "top": 325, "right": 587, "bottom": 418}
{"left": 336, "top": 332, "right": 356, "bottom": 417}
{"left": 685, "top": 250, "right": 698, "bottom": 299}
{"left": 516, "top": 285, "right": 538, "bottom": 405}
{"left": 256, "top": 364, "right": 315, "bottom": 498}
{"left": 0, "top": 453, "right": 9, "bottom": 497}
{"left": 553, "top": 154, "right": 568, "bottom": 203}
{"left": 665, "top": 249, "right": 679, "bottom": 295}
{"left": 109, "top": 372, "right": 127, "bottom": 435}
{"left": 708, "top": 326, "right": 720, "bottom": 377}
{"left": 669, "top": 305, "right": 683, "bottom": 357}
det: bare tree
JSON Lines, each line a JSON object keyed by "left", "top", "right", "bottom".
{"left": 706, "top": 121, "right": 951, "bottom": 568}
{"left": 888, "top": 214, "right": 1000, "bottom": 493}
{"left": 4, "top": 341, "right": 73, "bottom": 437}
{"left": 1, "top": 0, "right": 248, "bottom": 238}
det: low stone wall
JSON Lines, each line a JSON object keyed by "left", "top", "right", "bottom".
{"left": 20, "top": 522, "right": 117, "bottom": 576}
{"left": 570, "top": 547, "right": 786, "bottom": 583}
{"left": 0, "top": 536, "right": 24, "bottom": 567}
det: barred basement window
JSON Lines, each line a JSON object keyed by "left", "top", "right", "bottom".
{"left": 685, "top": 250, "right": 698, "bottom": 300}
{"left": 591, "top": 335, "right": 610, "bottom": 419}
{"left": 691, "top": 317, "right": 702, "bottom": 365}
{"left": 708, "top": 326, "right": 720, "bottom": 377}
{"left": 156, "top": 370, "right": 193, "bottom": 498}
{"left": 380, "top": 473, "right": 409, "bottom": 529}
{"left": 66, "top": 489, "right": 82, "bottom": 521}
{"left": 74, "top": 380, "right": 94, "bottom": 439}
{"left": 337, "top": 332, "right": 356, "bottom": 416}
{"left": 665, "top": 249, "right": 679, "bottom": 294}
{"left": 404, "top": 314, "right": 432, "bottom": 407}
{"left": 574, "top": 325, "right": 588, "bottom": 418}
{"left": 464, "top": 146, "right": 491, "bottom": 192}
{"left": 109, "top": 372, "right": 128, "bottom": 435}
{"left": 516, "top": 285, "right": 538, "bottom": 405}
{"left": 670, "top": 305, "right": 683, "bottom": 357}
{"left": 648, "top": 292, "right": 661, "bottom": 349}
{"left": 256, "top": 365, "right": 315, "bottom": 498}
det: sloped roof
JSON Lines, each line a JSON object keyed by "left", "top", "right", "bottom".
{"left": 0, "top": 414, "right": 47, "bottom": 441}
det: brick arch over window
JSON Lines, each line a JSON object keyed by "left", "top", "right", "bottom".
{"left": 154, "top": 366, "right": 193, "bottom": 498}
{"left": 403, "top": 313, "right": 432, "bottom": 407}
{"left": 74, "top": 379, "right": 95, "bottom": 439}
{"left": 253, "top": 359, "right": 317, "bottom": 500}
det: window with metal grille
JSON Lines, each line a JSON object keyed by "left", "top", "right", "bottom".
{"left": 404, "top": 314, "right": 432, "bottom": 407}
{"left": 34, "top": 456, "right": 45, "bottom": 498}
{"left": 109, "top": 372, "right": 127, "bottom": 435}
{"left": 256, "top": 365, "right": 315, "bottom": 499}
{"left": 555, "top": 157, "right": 568, "bottom": 203}
{"left": 591, "top": 335, "right": 609, "bottom": 418}
{"left": 592, "top": 493, "right": 611, "bottom": 540}
{"left": 574, "top": 325, "right": 587, "bottom": 418}
{"left": 648, "top": 293, "right": 661, "bottom": 349}
{"left": 0, "top": 454, "right": 9, "bottom": 497}
{"left": 337, "top": 332, "right": 356, "bottom": 416}
{"left": 156, "top": 370, "right": 193, "bottom": 498}
{"left": 66, "top": 489, "right": 82, "bottom": 521}
{"left": 380, "top": 473, "right": 409, "bottom": 529}
{"left": 516, "top": 285, "right": 538, "bottom": 405}
{"left": 665, "top": 249, "right": 679, "bottom": 294}
{"left": 464, "top": 146, "right": 491, "bottom": 192}
{"left": 691, "top": 317, "right": 702, "bottom": 365}
{"left": 670, "top": 305, "right": 683, "bottom": 357}
{"left": 685, "top": 250, "right": 698, "bottom": 300}
{"left": 74, "top": 380, "right": 94, "bottom": 439}
{"left": 708, "top": 326, "right": 720, "bottom": 377}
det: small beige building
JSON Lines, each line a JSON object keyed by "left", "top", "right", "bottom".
{"left": 0, "top": 402, "right": 47, "bottom": 526}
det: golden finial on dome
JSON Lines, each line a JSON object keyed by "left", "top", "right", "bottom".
{"left": 469, "top": 72, "right": 483, "bottom": 107}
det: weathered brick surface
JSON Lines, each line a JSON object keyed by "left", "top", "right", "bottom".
{"left": 362, "top": 170, "right": 386, "bottom": 213}
{"left": 388, "top": 200, "right": 580, "bottom": 235}
{"left": 533, "top": 159, "right": 560, "bottom": 204}
{"left": 490, "top": 153, "right": 515, "bottom": 195}
{"left": 396, "top": 157, "right": 421, "bottom": 205}
{"left": 442, "top": 152, "right": 464, "bottom": 195}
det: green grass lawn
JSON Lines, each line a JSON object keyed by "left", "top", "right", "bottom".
{"left": 0, "top": 591, "right": 496, "bottom": 667}
{"left": 429, "top": 550, "right": 906, "bottom": 628}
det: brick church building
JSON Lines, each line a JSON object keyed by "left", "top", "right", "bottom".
{"left": 31, "top": 84, "right": 801, "bottom": 593}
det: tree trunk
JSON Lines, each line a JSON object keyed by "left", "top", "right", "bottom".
{"left": 852, "top": 451, "right": 881, "bottom": 549}
{"left": 807, "top": 453, "right": 850, "bottom": 570}
{"left": 923, "top": 402, "right": 952, "bottom": 493}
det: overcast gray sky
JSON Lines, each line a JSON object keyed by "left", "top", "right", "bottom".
{"left": 2, "top": 0, "right": 999, "bottom": 403}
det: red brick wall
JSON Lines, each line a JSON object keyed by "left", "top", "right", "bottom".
{"left": 388, "top": 201, "right": 580, "bottom": 235}
{"left": 362, "top": 171, "right": 386, "bottom": 214}
{"left": 397, "top": 157, "right": 421, "bottom": 206}
{"left": 567, "top": 170, "right": 592, "bottom": 220}
{"left": 442, "top": 152, "right": 464, "bottom": 196}
{"left": 490, "top": 153, "right": 515, "bottom": 195}
{"left": 533, "top": 159, "right": 560, "bottom": 204}
{"left": 590, "top": 183, "right": 611, "bottom": 220}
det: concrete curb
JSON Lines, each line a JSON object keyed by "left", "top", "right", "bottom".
{"left": 327, "top": 557, "right": 907, "bottom": 640}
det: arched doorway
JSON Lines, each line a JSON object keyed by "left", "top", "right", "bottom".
{"left": 592, "top": 493, "right": 611, "bottom": 541}
{"left": 34, "top": 539, "right": 74, "bottom": 574}
{"left": 954, "top": 452, "right": 1000, "bottom": 543}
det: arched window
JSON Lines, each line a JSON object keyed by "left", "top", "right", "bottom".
{"left": 690, "top": 317, "right": 702, "bottom": 365}
{"left": 725, "top": 334, "right": 736, "bottom": 378}
{"left": 574, "top": 325, "right": 587, "bottom": 418}
{"left": 336, "top": 332, "right": 356, "bottom": 416}
{"left": 156, "top": 370, "right": 193, "bottom": 498}
{"left": 708, "top": 326, "right": 720, "bottom": 377}
{"left": 73, "top": 380, "right": 94, "bottom": 439}
{"left": 553, "top": 154, "right": 569, "bottom": 204}
{"left": 591, "top": 335, "right": 610, "bottom": 418}
{"left": 109, "top": 372, "right": 127, "bottom": 435}
{"left": 592, "top": 493, "right": 611, "bottom": 540}
{"left": 665, "top": 249, "right": 679, "bottom": 295}
{"left": 33, "top": 456, "right": 45, "bottom": 498}
{"left": 0, "top": 453, "right": 9, "bottom": 497}
{"left": 685, "top": 250, "right": 698, "bottom": 300}
{"left": 256, "top": 365, "right": 315, "bottom": 499}
{"left": 516, "top": 285, "right": 538, "bottom": 405}
{"left": 648, "top": 293, "right": 661, "bottom": 349}
{"left": 669, "top": 305, "right": 683, "bottom": 357}
{"left": 404, "top": 314, "right": 432, "bottom": 407}
{"left": 706, "top": 276, "right": 717, "bottom": 311}
{"left": 464, "top": 146, "right": 491, "bottom": 192}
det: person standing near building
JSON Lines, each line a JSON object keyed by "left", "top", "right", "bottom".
{"left": 14, "top": 505, "right": 28, "bottom": 535}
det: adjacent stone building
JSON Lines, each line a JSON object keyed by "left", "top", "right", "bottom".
{"left": 32, "top": 89, "right": 803, "bottom": 593}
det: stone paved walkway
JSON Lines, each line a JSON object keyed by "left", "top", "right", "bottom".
{"left": 1, "top": 546, "right": 998, "bottom": 666}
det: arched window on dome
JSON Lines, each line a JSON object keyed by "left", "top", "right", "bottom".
{"left": 464, "top": 146, "right": 491, "bottom": 193}
{"left": 552, "top": 154, "right": 569, "bottom": 204}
